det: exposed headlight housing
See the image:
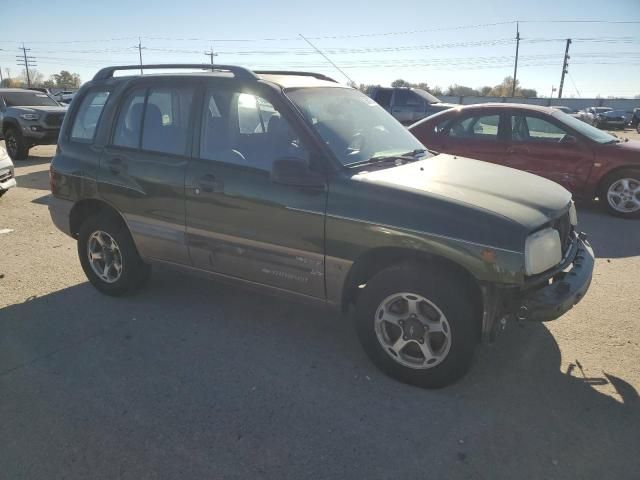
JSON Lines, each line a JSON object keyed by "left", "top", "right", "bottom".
{"left": 525, "top": 228, "right": 562, "bottom": 275}
{"left": 20, "top": 113, "right": 40, "bottom": 121}
{"left": 569, "top": 201, "right": 578, "bottom": 226}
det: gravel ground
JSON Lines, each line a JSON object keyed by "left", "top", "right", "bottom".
{"left": 1, "top": 137, "right": 639, "bottom": 480}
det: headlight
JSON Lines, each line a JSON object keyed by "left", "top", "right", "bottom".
{"left": 525, "top": 228, "right": 562, "bottom": 275}
{"left": 569, "top": 202, "right": 578, "bottom": 226}
{"left": 20, "top": 113, "right": 40, "bottom": 121}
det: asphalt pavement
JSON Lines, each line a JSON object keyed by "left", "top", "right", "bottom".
{"left": 1, "top": 140, "right": 639, "bottom": 479}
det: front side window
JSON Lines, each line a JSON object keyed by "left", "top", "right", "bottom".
{"left": 445, "top": 114, "right": 500, "bottom": 140}
{"left": 374, "top": 90, "right": 392, "bottom": 108}
{"left": 285, "top": 87, "right": 425, "bottom": 166}
{"left": 200, "top": 88, "right": 307, "bottom": 171}
{"left": 512, "top": 115, "right": 567, "bottom": 142}
{"left": 70, "top": 90, "right": 110, "bottom": 142}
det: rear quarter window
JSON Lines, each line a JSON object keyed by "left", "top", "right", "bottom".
{"left": 70, "top": 90, "right": 110, "bottom": 143}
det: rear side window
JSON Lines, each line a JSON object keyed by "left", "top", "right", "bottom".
{"left": 394, "top": 90, "right": 424, "bottom": 107}
{"left": 70, "top": 90, "right": 110, "bottom": 142}
{"left": 113, "top": 89, "right": 146, "bottom": 148}
{"left": 112, "top": 86, "right": 193, "bottom": 155}
{"left": 142, "top": 87, "right": 193, "bottom": 155}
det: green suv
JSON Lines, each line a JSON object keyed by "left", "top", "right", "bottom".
{"left": 49, "top": 65, "right": 594, "bottom": 388}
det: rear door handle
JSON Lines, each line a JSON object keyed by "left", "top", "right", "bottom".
{"left": 196, "top": 174, "right": 223, "bottom": 193}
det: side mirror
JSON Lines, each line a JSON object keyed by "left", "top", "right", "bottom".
{"left": 561, "top": 135, "right": 578, "bottom": 145}
{"left": 271, "top": 157, "right": 325, "bottom": 188}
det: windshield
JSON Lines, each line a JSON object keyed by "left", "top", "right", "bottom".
{"left": 553, "top": 111, "right": 618, "bottom": 143}
{"left": 2, "top": 91, "right": 59, "bottom": 107}
{"left": 413, "top": 89, "right": 441, "bottom": 104}
{"left": 286, "top": 87, "right": 426, "bottom": 166}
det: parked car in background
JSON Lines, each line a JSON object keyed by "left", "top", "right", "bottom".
{"left": 551, "top": 105, "right": 577, "bottom": 117}
{"left": 53, "top": 90, "right": 76, "bottom": 104}
{"left": 369, "top": 87, "right": 456, "bottom": 125}
{"left": 0, "top": 88, "right": 67, "bottom": 160}
{"left": 48, "top": 64, "right": 594, "bottom": 388}
{"left": 0, "top": 145, "right": 16, "bottom": 197}
{"left": 592, "top": 109, "right": 627, "bottom": 130}
{"left": 410, "top": 103, "right": 640, "bottom": 218}
{"left": 578, "top": 106, "right": 612, "bottom": 126}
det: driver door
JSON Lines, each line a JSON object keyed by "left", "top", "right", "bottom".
{"left": 185, "top": 83, "right": 328, "bottom": 298}
{"left": 506, "top": 112, "right": 592, "bottom": 192}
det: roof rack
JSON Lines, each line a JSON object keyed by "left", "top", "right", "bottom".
{"left": 93, "top": 64, "right": 258, "bottom": 81}
{"left": 254, "top": 70, "right": 338, "bottom": 83}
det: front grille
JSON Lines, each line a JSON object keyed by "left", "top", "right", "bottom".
{"left": 0, "top": 169, "right": 13, "bottom": 182}
{"left": 44, "top": 113, "right": 65, "bottom": 127}
{"left": 553, "top": 212, "right": 573, "bottom": 256}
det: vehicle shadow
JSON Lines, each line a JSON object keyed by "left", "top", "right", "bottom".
{"left": 575, "top": 200, "right": 640, "bottom": 258}
{"left": 13, "top": 169, "right": 51, "bottom": 191}
{"left": 1, "top": 270, "right": 638, "bottom": 479}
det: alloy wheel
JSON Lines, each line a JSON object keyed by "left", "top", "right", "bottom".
{"left": 607, "top": 178, "right": 640, "bottom": 214}
{"left": 87, "top": 230, "right": 124, "bottom": 283}
{"left": 374, "top": 292, "right": 452, "bottom": 369}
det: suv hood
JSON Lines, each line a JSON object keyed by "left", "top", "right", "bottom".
{"left": 353, "top": 154, "right": 571, "bottom": 229}
{"left": 10, "top": 105, "right": 67, "bottom": 114}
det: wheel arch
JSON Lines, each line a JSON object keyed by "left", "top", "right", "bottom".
{"left": 1, "top": 118, "right": 20, "bottom": 135}
{"left": 340, "top": 247, "right": 483, "bottom": 336}
{"left": 596, "top": 165, "right": 640, "bottom": 198}
{"left": 69, "top": 198, "right": 127, "bottom": 238}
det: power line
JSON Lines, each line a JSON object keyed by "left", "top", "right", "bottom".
{"left": 567, "top": 72, "right": 581, "bottom": 97}
{"left": 298, "top": 33, "right": 355, "bottom": 84}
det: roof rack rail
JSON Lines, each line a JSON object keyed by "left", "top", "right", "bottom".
{"left": 93, "top": 64, "right": 258, "bottom": 81}
{"left": 254, "top": 70, "right": 338, "bottom": 83}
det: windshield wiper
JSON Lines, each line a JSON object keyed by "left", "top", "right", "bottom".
{"left": 345, "top": 149, "right": 427, "bottom": 168}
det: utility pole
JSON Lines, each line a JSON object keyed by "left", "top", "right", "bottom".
{"left": 16, "top": 44, "right": 37, "bottom": 87}
{"left": 511, "top": 22, "right": 520, "bottom": 97}
{"left": 299, "top": 33, "right": 356, "bottom": 85}
{"left": 134, "top": 37, "right": 146, "bottom": 75}
{"left": 204, "top": 45, "right": 218, "bottom": 70}
{"left": 558, "top": 38, "right": 571, "bottom": 99}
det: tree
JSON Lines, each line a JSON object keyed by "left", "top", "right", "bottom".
{"left": 50, "top": 70, "right": 81, "bottom": 89}
{"left": 488, "top": 76, "right": 536, "bottom": 98}
{"left": 446, "top": 84, "right": 480, "bottom": 96}
{"left": 357, "top": 84, "right": 381, "bottom": 95}
{"left": 519, "top": 88, "right": 537, "bottom": 98}
{"left": 391, "top": 79, "right": 411, "bottom": 88}
{"left": 480, "top": 86, "right": 492, "bottom": 96}
{"left": 0, "top": 78, "right": 21, "bottom": 88}
{"left": 19, "top": 68, "right": 44, "bottom": 87}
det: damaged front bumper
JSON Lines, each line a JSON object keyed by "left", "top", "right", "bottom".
{"left": 482, "top": 233, "right": 594, "bottom": 342}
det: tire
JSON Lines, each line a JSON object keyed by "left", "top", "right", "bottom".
{"left": 600, "top": 169, "right": 640, "bottom": 219}
{"left": 4, "top": 127, "right": 29, "bottom": 161}
{"left": 355, "top": 264, "right": 478, "bottom": 388}
{"left": 78, "top": 212, "right": 151, "bottom": 296}
{"left": 0, "top": 190, "right": 5, "bottom": 198}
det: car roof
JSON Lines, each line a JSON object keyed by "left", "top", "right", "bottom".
{"left": 444, "top": 102, "right": 561, "bottom": 114}
{"left": 91, "top": 65, "right": 347, "bottom": 90}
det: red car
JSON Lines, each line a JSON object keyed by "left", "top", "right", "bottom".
{"left": 409, "top": 103, "right": 640, "bottom": 218}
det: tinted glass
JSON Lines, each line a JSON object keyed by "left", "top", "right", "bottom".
{"left": 375, "top": 90, "right": 392, "bottom": 108}
{"left": 70, "top": 90, "right": 110, "bottom": 142}
{"left": 141, "top": 87, "right": 193, "bottom": 155}
{"left": 394, "top": 90, "right": 424, "bottom": 107}
{"left": 447, "top": 114, "right": 500, "bottom": 140}
{"left": 1, "top": 91, "right": 59, "bottom": 107}
{"left": 200, "top": 88, "right": 307, "bottom": 171}
{"left": 113, "top": 89, "right": 146, "bottom": 148}
{"left": 512, "top": 115, "right": 567, "bottom": 142}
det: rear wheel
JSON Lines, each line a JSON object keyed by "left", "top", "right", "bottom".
{"left": 355, "top": 264, "right": 478, "bottom": 388}
{"left": 4, "top": 128, "right": 29, "bottom": 161}
{"left": 78, "top": 213, "right": 151, "bottom": 295}
{"left": 601, "top": 170, "right": 640, "bottom": 218}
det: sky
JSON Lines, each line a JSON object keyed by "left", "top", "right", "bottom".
{"left": 1, "top": 0, "right": 639, "bottom": 98}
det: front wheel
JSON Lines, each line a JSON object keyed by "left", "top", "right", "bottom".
{"left": 78, "top": 213, "right": 151, "bottom": 295}
{"left": 355, "top": 264, "right": 478, "bottom": 388}
{"left": 4, "top": 128, "right": 29, "bottom": 161}
{"left": 601, "top": 170, "right": 640, "bottom": 218}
